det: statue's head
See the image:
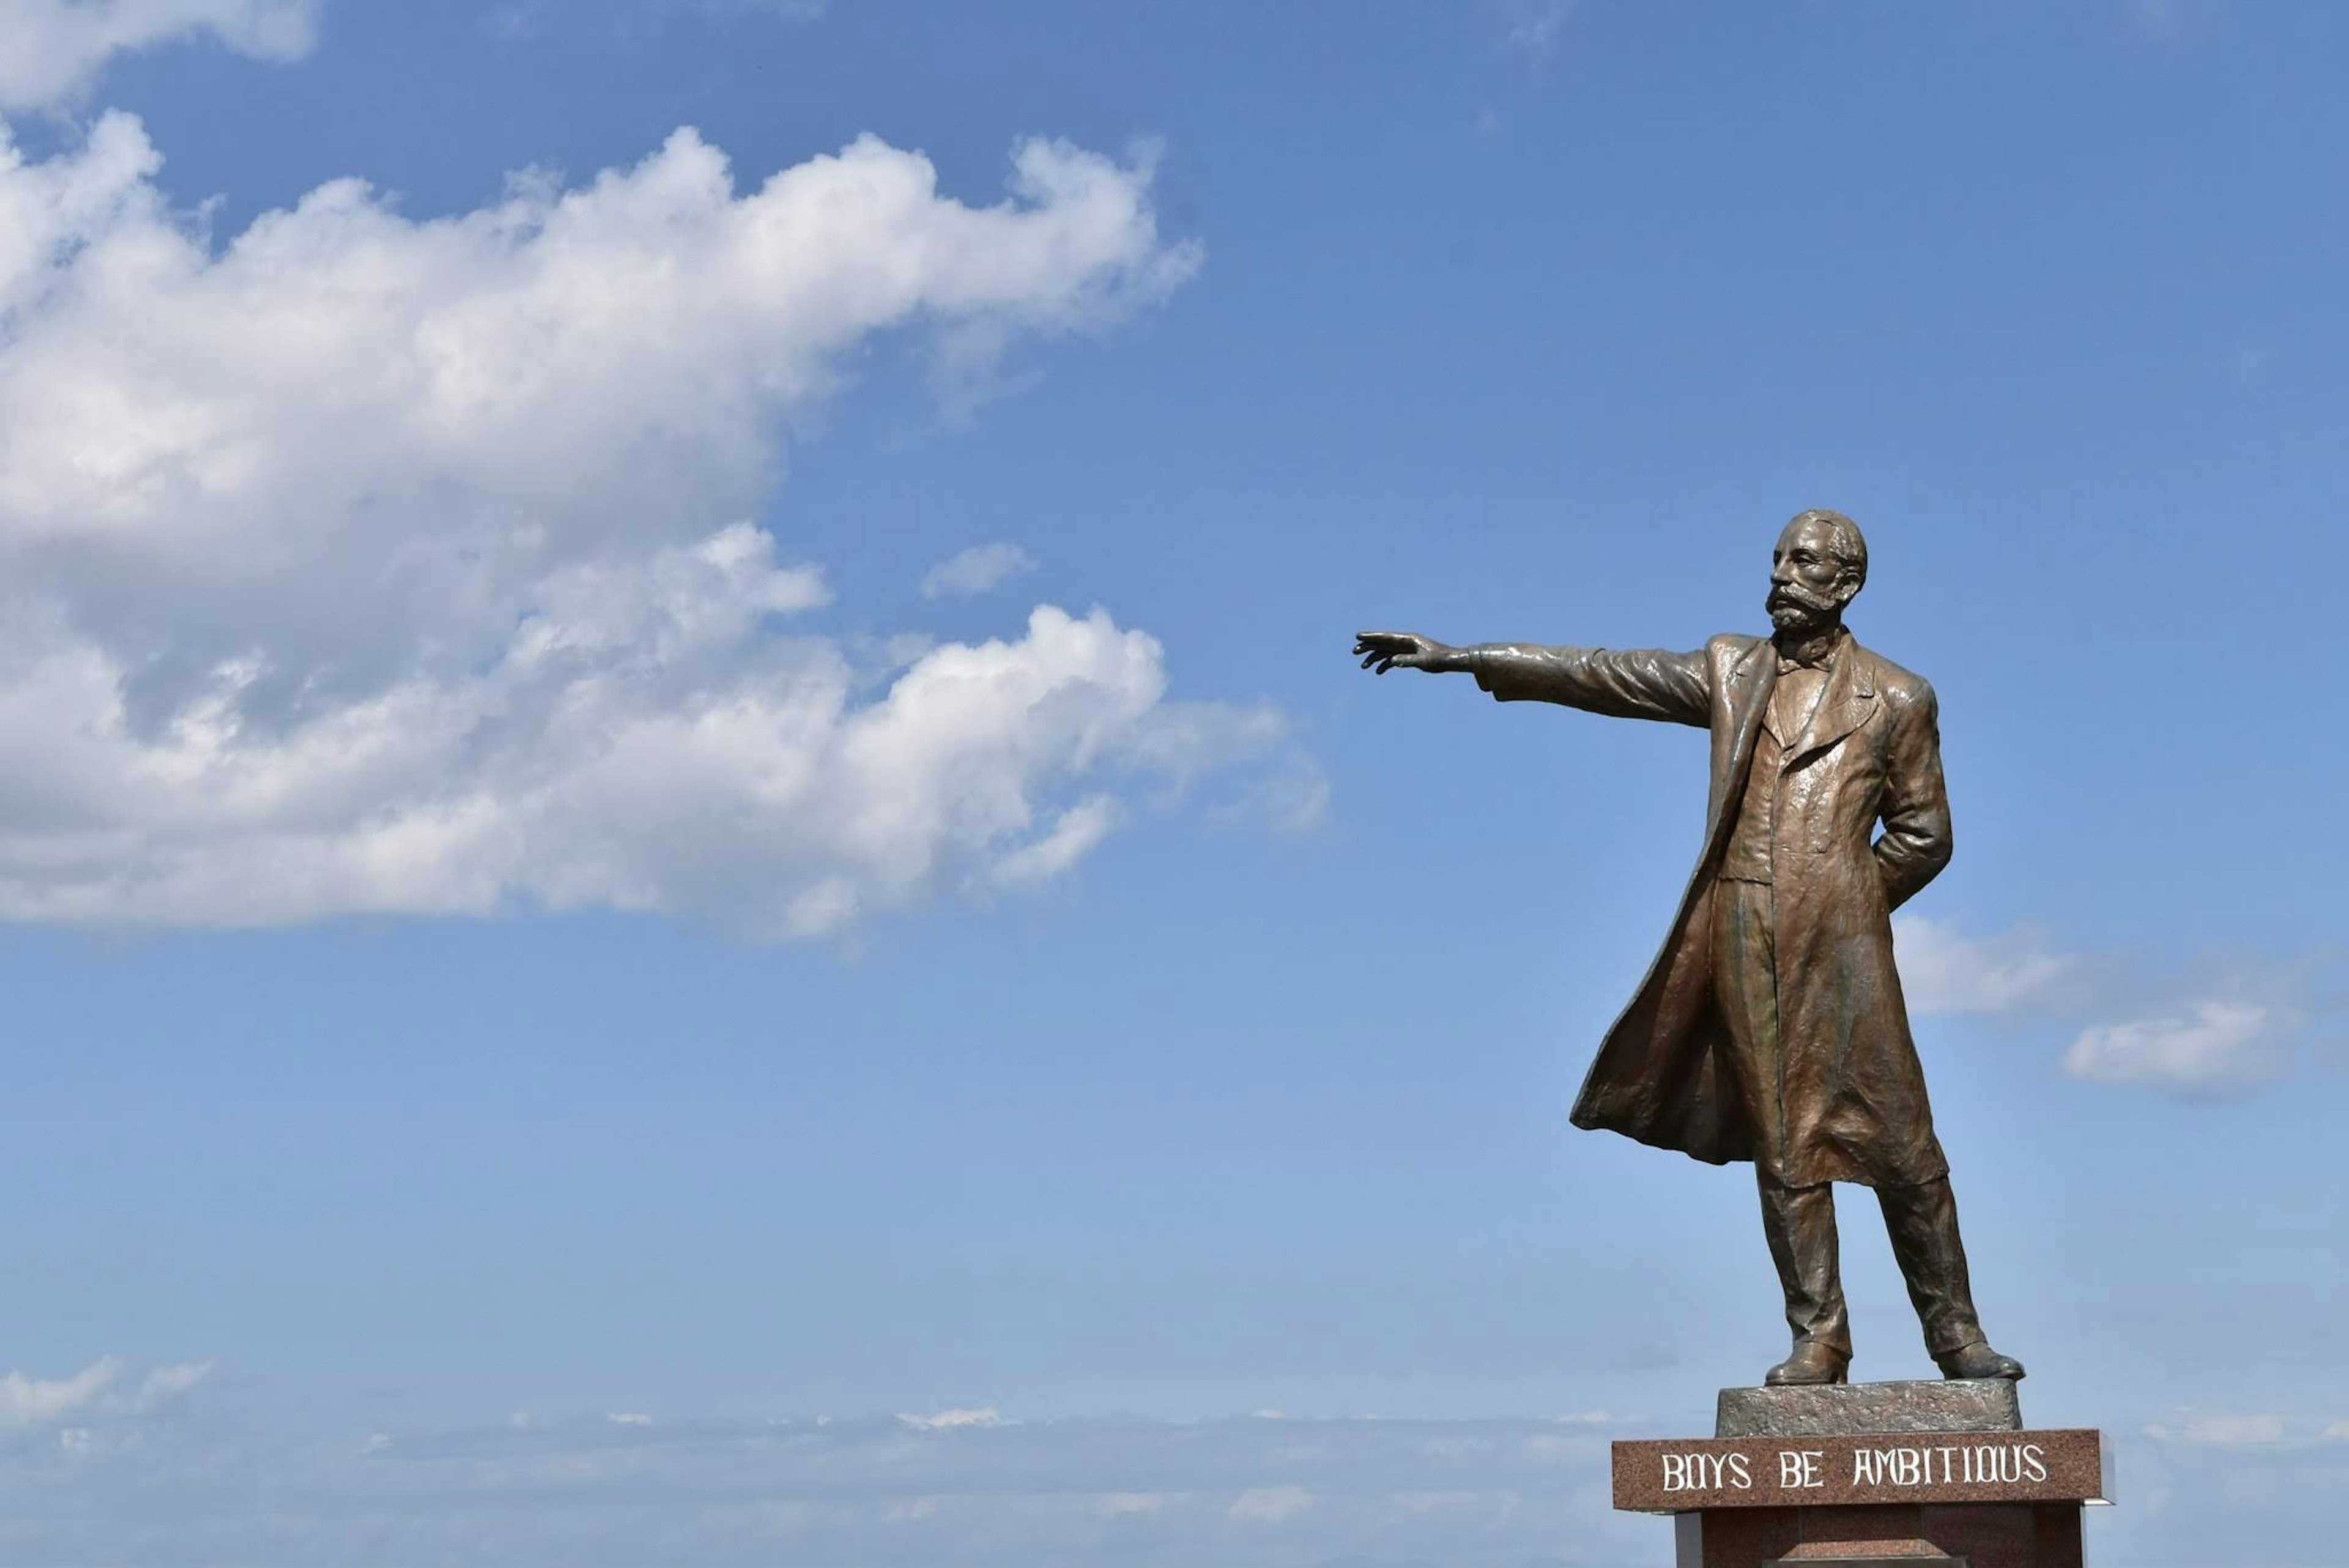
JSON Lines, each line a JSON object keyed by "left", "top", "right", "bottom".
{"left": 1767, "top": 508, "right": 1868, "bottom": 636}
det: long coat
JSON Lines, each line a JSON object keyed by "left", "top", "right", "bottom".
{"left": 1472, "top": 631, "right": 1953, "bottom": 1187}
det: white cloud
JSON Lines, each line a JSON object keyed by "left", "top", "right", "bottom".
{"left": 0, "top": 1356, "right": 213, "bottom": 1435}
{"left": 1898, "top": 916, "right": 2328, "bottom": 1099}
{"left": 2145, "top": 1411, "right": 2287, "bottom": 1446}
{"left": 984, "top": 795, "right": 1120, "bottom": 890}
{"left": 1228, "top": 1484, "right": 1313, "bottom": 1522}
{"left": 0, "top": 0, "right": 317, "bottom": 111}
{"left": 921, "top": 543, "right": 1037, "bottom": 600}
{"left": 17, "top": 1401, "right": 2348, "bottom": 1565}
{"left": 2063, "top": 995, "right": 2299, "bottom": 1097}
{"left": 0, "top": 1409, "right": 1629, "bottom": 1564}
{"left": 0, "top": 113, "right": 1293, "bottom": 938}
{"left": 1499, "top": 0, "right": 1571, "bottom": 62}
{"left": 1894, "top": 916, "right": 2093, "bottom": 1016}
{"left": 0, "top": 1361, "right": 122, "bottom": 1433}
{"left": 897, "top": 1407, "right": 1005, "bottom": 1430}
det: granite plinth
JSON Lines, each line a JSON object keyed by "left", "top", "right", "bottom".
{"left": 1614, "top": 1429, "right": 2105, "bottom": 1513}
{"left": 1671, "top": 1501, "right": 2084, "bottom": 1568}
{"left": 1717, "top": 1380, "right": 2024, "bottom": 1440}
{"left": 1616, "top": 1397, "right": 2106, "bottom": 1568}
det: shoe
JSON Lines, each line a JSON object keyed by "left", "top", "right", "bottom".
{"left": 1764, "top": 1342, "right": 1850, "bottom": 1386}
{"left": 1935, "top": 1339, "right": 2026, "bottom": 1381}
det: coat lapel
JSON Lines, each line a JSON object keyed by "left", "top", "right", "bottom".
{"left": 1705, "top": 639, "right": 1776, "bottom": 839}
{"left": 1786, "top": 639, "right": 1876, "bottom": 766}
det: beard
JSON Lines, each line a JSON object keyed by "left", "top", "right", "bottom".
{"left": 1767, "top": 582, "right": 1839, "bottom": 636}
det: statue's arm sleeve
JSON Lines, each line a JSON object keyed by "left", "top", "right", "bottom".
{"left": 1874, "top": 684, "right": 1954, "bottom": 910}
{"left": 1464, "top": 644, "right": 1710, "bottom": 727}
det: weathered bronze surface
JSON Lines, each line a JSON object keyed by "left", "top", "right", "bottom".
{"left": 1354, "top": 510, "right": 2025, "bottom": 1384}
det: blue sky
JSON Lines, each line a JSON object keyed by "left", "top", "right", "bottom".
{"left": 0, "top": 1, "right": 2340, "bottom": 1564}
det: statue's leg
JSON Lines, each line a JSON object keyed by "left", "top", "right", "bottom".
{"left": 1715, "top": 879, "right": 1847, "bottom": 1381}
{"left": 1758, "top": 1169, "right": 1851, "bottom": 1371}
{"left": 1877, "top": 1178, "right": 2025, "bottom": 1378}
{"left": 1874, "top": 1177, "right": 1978, "bottom": 1354}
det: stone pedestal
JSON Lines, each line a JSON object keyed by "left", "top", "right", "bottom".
{"left": 1610, "top": 1381, "right": 2110, "bottom": 1568}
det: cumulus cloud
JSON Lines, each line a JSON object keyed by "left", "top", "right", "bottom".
{"left": 0, "top": 111, "right": 1297, "bottom": 938}
{"left": 921, "top": 543, "right": 1037, "bottom": 600}
{"left": 0, "top": 0, "right": 317, "bottom": 112}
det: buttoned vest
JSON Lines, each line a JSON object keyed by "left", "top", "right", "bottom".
{"left": 1718, "top": 663, "right": 1830, "bottom": 885}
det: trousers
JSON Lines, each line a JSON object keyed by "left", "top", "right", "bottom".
{"left": 1758, "top": 1169, "right": 1987, "bottom": 1357}
{"left": 1710, "top": 872, "right": 1985, "bottom": 1357}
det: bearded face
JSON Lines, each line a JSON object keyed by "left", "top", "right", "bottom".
{"left": 1766, "top": 517, "right": 1861, "bottom": 636}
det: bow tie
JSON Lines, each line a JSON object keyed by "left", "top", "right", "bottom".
{"left": 1773, "top": 631, "right": 1844, "bottom": 674}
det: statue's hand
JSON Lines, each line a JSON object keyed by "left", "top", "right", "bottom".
{"left": 1354, "top": 630, "right": 1457, "bottom": 674}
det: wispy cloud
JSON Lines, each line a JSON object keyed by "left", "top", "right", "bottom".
{"left": 2063, "top": 994, "right": 2302, "bottom": 1097}
{"left": 921, "top": 543, "right": 1039, "bottom": 600}
{"left": 0, "top": 1406, "right": 1630, "bottom": 1566}
{"left": 2145, "top": 1410, "right": 2288, "bottom": 1446}
{"left": 0, "top": 1357, "right": 213, "bottom": 1438}
{"left": 897, "top": 1406, "right": 1007, "bottom": 1430}
{"left": 1895, "top": 917, "right": 2333, "bottom": 1099}
{"left": 1498, "top": 0, "right": 1572, "bottom": 65}
{"left": 0, "top": 1393, "right": 2340, "bottom": 1564}
{"left": 1894, "top": 917, "right": 2096, "bottom": 1016}
{"left": 2129, "top": 0, "right": 2188, "bottom": 40}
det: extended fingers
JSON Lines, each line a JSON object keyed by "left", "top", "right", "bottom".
{"left": 1355, "top": 631, "right": 1413, "bottom": 674}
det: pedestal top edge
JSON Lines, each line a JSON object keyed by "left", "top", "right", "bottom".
{"left": 1716, "top": 1378, "right": 2023, "bottom": 1438}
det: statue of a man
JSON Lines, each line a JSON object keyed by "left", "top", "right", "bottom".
{"left": 1354, "top": 509, "right": 2024, "bottom": 1386}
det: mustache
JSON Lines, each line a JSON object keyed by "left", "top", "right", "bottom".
{"left": 1767, "top": 584, "right": 1837, "bottom": 614}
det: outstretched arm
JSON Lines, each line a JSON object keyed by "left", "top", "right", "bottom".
{"left": 1874, "top": 685, "right": 1954, "bottom": 909}
{"left": 1354, "top": 632, "right": 1709, "bottom": 727}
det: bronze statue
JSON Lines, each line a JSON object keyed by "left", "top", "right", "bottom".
{"left": 1354, "top": 509, "right": 2024, "bottom": 1387}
